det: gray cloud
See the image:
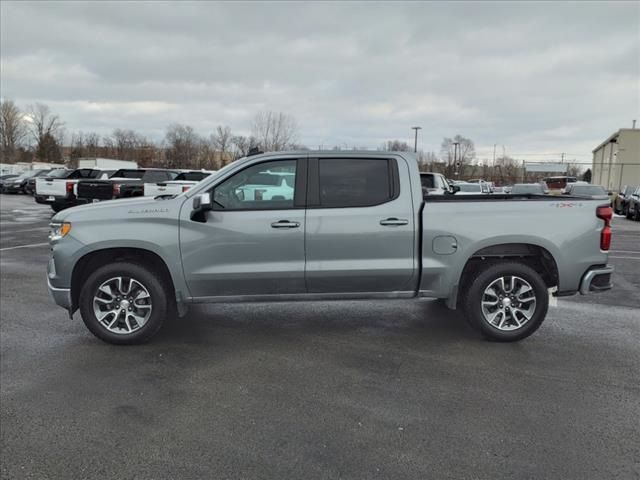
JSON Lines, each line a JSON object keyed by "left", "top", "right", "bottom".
{"left": 1, "top": 0, "right": 639, "bottom": 160}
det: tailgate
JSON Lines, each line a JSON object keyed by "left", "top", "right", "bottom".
{"left": 36, "top": 178, "right": 68, "bottom": 197}
{"left": 143, "top": 183, "right": 183, "bottom": 196}
{"left": 77, "top": 180, "right": 114, "bottom": 200}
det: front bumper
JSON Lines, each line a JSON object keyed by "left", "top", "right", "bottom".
{"left": 579, "top": 265, "right": 614, "bottom": 295}
{"left": 47, "top": 276, "right": 72, "bottom": 310}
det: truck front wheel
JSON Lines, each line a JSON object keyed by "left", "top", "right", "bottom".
{"left": 79, "top": 262, "right": 168, "bottom": 344}
{"left": 462, "top": 262, "right": 549, "bottom": 342}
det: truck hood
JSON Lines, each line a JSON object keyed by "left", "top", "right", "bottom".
{"left": 52, "top": 195, "right": 183, "bottom": 223}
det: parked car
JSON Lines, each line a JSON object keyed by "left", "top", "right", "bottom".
{"left": 455, "top": 182, "right": 491, "bottom": 195}
{"left": 19, "top": 169, "right": 54, "bottom": 194}
{"left": 511, "top": 183, "right": 546, "bottom": 195}
{"left": 35, "top": 168, "right": 112, "bottom": 212}
{"left": 2, "top": 169, "right": 52, "bottom": 194}
{"left": 420, "top": 172, "right": 452, "bottom": 195}
{"left": 143, "top": 170, "right": 215, "bottom": 197}
{"left": 626, "top": 186, "right": 640, "bottom": 221}
{"left": 76, "top": 169, "right": 179, "bottom": 203}
{"left": 612, "top": 185, "right": 638, "bottom": 216}
{"left": 0, "top": 174, "right": 19, "bottom": 193}
{"left": 563, "top": 184, "right": 609, "bottom": 200}
{"left": 46, "top": 151, "right": 613, "bottom": 345}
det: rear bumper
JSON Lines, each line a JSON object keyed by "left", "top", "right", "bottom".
{"left": 35, "top": 194, "right": 74, "bottom": 205}
{"left": 579, "top": 265, "right": 614, "bottom": 295}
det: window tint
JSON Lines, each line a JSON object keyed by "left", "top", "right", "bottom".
{"left": 421, "top": 174, "right": 435, "bottom": 189}
{"left": 213, "top": 160, "right": 297, "bottom": 210}
{"left": 318, "top": 159, "right": 392, "bottom": 207}
{"left": 175, "top": 172, "right": 210, "bottom": 181}
{"left": 114, "top": 169, "right": 145, "bottom": 179}
{"left": 144, "top": 171, "right": 175, "bottom": 183}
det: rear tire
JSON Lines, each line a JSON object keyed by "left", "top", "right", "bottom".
{"left": 462, "top": 261, "right": 549, "bottom": 342}
{"left": 51, "top": 203, "right": 65, "bottom": 213}
{"left": 79, "top": 262, "right": 168, "bottom": 345}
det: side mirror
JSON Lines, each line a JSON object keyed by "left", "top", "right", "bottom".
{"left": 607, "top": 191, "right": 613, "bottom": 195}
{"left": 450, "top": 185, "right": 460, "bottom": 194}
{"left": 192, "top": 192, "right": 212, "bottom": 211}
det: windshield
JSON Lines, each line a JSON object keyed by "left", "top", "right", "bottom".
{"left": 112, "top": 169, "right": 145, "bottom": 179}
{"left": 46, "top": 169, "right": 70, "bottom": 179}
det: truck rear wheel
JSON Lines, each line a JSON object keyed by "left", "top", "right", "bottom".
{"left": 79, "top": 262, "right": 168, "bottom": 344}
{"left": 462, "top": 262, "right": 549, "bottom": 342}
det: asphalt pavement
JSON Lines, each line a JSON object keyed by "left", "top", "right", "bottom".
{"left": 1, "top": 194, "right": 639, "bottom": 480}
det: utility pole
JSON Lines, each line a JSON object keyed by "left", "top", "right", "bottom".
{"left": 561, "top": 152, "right": 565, "bottom": 162}
{"left": 411, "top": 126, "right": 422, "bottom": 153}
{"left": 453, "top": 141, "right": 460, "bottom": 178}
{"left": 493, "top": 143, "right": 496, "bottom": 164}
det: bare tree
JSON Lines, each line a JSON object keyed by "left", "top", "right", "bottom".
{"left": 231, "top": 135, "right": 259, "bottom": 159}
{"left": 84, "top": 132, "right": 101, "bottom": 158}
{"left": 211, "top": 125, "right": 233, "bottom": 154}
{"left": 164, "top": 124, "right": 202, "bottom": 169}
{"left": 102, "top": 129, "right": 153, "bottom": 164}
{"left": 251, "top": 111, "right": 299, "bottom": 152}
{"left": 24, "top": 103, "right": 65, "bottom": 162}
{"left": 440, "top": 135, "right": 475, "bottom": 178}
{"left": 416, "top": 150, "right": 438, "bottom": 171}
{"left": 380, "top": 140, "right": 411, "bottom": 152}
{"left": 0, "top": 99, "right": 28, "bottom": 163}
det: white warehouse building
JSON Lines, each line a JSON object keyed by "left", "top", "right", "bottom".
{"left": 592, "top": 127, "right": 640, "bottom": 191}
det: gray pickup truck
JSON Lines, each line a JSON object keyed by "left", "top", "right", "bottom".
{"left": 47, "top": 151, "right": 614, "bottom": 344}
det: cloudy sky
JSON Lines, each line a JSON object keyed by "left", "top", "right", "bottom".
{"left": 1, "top": 1, "right": 639, "bottom": 161}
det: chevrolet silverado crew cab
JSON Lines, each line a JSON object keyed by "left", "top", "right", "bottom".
{"left": 47, "top": 151, "right": 614, "bottom": 345}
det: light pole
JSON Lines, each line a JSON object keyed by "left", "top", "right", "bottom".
{"left": 411, "top": 126, "right": 422, "bottom": 153}
{"left": 453, "top": 141, "right": 460, "bottom": 178}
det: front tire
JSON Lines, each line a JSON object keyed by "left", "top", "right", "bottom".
{"left": 79, "top": 262, "right": 168, "bottom": 344}
{"left": 462, "top": 262, "right": 549, "bottom": 342}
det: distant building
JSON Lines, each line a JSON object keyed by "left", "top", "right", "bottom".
{"left": 592, "top": 128, "right": 640, "bottom": 191}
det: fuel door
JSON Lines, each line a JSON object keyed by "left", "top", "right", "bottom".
{"left": 432, "top": 235, "right": 458, "bottom": 255}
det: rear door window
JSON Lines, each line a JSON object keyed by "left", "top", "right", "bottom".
{"left": 317, "top": 158, "right": 396, "bottom": 208}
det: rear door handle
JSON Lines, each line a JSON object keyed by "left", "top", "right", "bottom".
{"left": 271, "top": 220, "right": 300, "bottom": 229}
{"left": 380, "top": 218, "right": 409, "bottom": 226}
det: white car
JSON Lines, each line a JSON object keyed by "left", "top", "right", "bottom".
{"left": 455, "top": 182, "right": 491, "bottom": 195}
{"left": 143, "top": 170, "right": 215, "bottom": 197}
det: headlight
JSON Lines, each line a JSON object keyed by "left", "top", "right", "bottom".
{"left": 49, "top": 222, "right": 72, "bottom": 241}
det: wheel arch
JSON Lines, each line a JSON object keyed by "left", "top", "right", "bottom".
{"left": 71, "top": 247, "right": 177, "bottom": 313}
{"left": 452, "top": 242, "right": 559, "bottom": 308}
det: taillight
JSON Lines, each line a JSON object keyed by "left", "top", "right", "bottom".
{"left": 596, "top": 205, "right": 613, "bottom": 251}
{"left": 113, "top": 184, "right": 120, "bottom": 196}
{"left": 66, "top": 181, "right": 74, "bottom": 197}
{"left": 182, "top": 185, "right": 191, "bottom": 193}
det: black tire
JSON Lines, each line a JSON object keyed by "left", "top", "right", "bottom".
{"left": 79, "top": 262, "right": 168, "bottom": 345}
{"left": 634, "top": 205, "right": 640, "bottom": 221}
{"left": 51, "top": 203, "right": 65, "bottom": 213}
{"left": 462, "top": 261, "right": 549, "bottom": 342}
{"left": 625, "top": 205, "right": 632, "bottom": 219}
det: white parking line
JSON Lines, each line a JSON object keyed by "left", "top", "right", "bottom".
{"left": 609, "top": 256, "right": 640, "bottom": 260}
{"left": 0, "top": 242, "right": 49, "bottom": 252}
{"left": 0, "top": 226, "right": 49, "bottom": 234}
{"left": 611, "top": 250, "right": 640, "bottom": 254}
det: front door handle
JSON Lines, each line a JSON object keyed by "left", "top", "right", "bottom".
{"left": 271, "top": 220, "right": 300, "bottom": 229}
{"left": 380, "top": 217, "right": 409, "bottom": 226}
